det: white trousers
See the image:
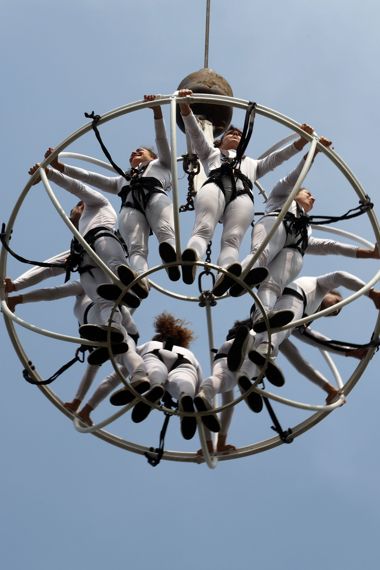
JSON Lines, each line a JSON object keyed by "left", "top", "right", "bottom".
{"left": 80, "top": 233, "right": 131, "bottom": 332}
{"left": 186, "top": 183, "right": 254, "bottom": 268}
{"left": 143, "top": 353, "right": 199, "bottom": 400}
{"left": 118, "top": 193, "right": 176, "bottom": 275}
{"left": 241, "top": 217, "right": 303, "bottom": 321}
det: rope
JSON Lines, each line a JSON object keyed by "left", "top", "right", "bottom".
{"left": 22, "top": 346, "right": 88, "bottom": 386}
{"left": 204, "top": 0, "right": 211, "bottom": 68}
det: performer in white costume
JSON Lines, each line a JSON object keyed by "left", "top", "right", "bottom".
{"left": 235, "top": 271, "right": 380, "bottom": 403}
{"left": 177, "top": 89, "right": 313, "bottom": 291}
{"left": 53, "top": 95, "right": 179, "bottom": 284}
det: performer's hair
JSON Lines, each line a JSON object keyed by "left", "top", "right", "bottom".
{"left": 152, "top": 312, "right": 195, "bottom": 348}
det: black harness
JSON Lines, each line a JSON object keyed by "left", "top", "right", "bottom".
{"left": 118, "top": 170, "right": 166, "bottom": 214}
{"left": 65, "top": 225, "right": 123, "bottom": 281}
{"left": 148, "top": 348, "right": 193, "bottom": 371}
{"left": 265, "top": 205, "right": 310, "bottom": 255}
{"left": 203, "top": 157, "right": 254, "bottom": 206}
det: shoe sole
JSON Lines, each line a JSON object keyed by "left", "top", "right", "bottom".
{"left": 238, "top": 376, "right": 263, "bottom": 413}
{"left": 248, "top": 350, "right": 285, "bottom": 387}
{"left": 97, "top": 283, "right": 141, "bottom": 309}
{"left": 79, "top": 324, "right": 124, "bottom": 344}
{"left": 179, "top": 395, "right": 197, "bottom": 440}
{"left": 159, "top": 242, "right": 180, "bottom": 282}
{"left": 194, "top": 395, "right": 221, "bottom": 433}
{"left": 110, "top": 380, "right": 151, "bottom": 406}
{"left": 229, "top": 266, "right": 269, "bottom": 297}
{"left": 87, "top": 342, "right": 129, "bottom": 366}
{"left": 227, "top": 326, "right": 250, "bottom": 371}
{"left": 212, "top": 263, "right": 242, "bottom": 297}
{"left": 253, "top": 309, "right": 294, "bottom": 333}
{"left": 117, "top": 265, "right": 149, "bottom": 299}
{"left": 181, "top": 249, "right": 197, "bottom": 285}
{"left": 131, "top": 385, "right": 164, "bottom": 423}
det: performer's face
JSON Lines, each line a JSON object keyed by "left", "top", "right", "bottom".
{"left": 296, "top": 189, "right": 315, "bottom": 212}
{"left": 219, "top": 129, "right": 242, "bottom": 151}
{"left": 129, "top": 147, "right": 154, "bottom": 167}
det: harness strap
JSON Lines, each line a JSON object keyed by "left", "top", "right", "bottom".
{"left": 262, "top": 394, "right": 293, "bottom": 443}
{"left": 1, "top": 222, "right": 67, "bottom": 271}
{"left": 84, "top": 111, "right": 129, "bottom": 182}
{"left": 234, "top": 102, "right": 256, "bottom": 165}
{"left": 119, "top": 176, "right": 165, "bottom": 213}
{"left": 297, "top": 326, "right": 380, "bottom": 353}
{"left": 22, "top": 346, "right": 88, "bottom": 386}
{"left": 145, "top": 391, "right": 178, "bottom": 467}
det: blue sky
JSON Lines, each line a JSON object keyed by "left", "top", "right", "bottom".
{"left": 1, "top": 1, "right": 380, "bottom": 569}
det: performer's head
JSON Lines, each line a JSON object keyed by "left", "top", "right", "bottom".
{"left": 215, "top": 126, "right": 243, "bottom": 151}
{"left": 152, "top": 312, "right": 195, "bottom": 348}
{"left": 129, "top": 147, "right": 157, "bottom": 167}
{"left": 69, "top": 200, "right": 84, "bottom": 228}
{"left": 295, "top": 188, "right": 315, "bottom": 213}
{"left": 320, "top": 290, "right": 343, "bottom": 316}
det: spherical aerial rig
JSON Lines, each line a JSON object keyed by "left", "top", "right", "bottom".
{"left": 1, "top": 65, "right": 379, "bottom": 469}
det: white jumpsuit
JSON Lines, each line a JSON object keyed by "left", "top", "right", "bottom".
{"left": 182, "top": 111, "right": 301, "bottom": 268}
{"left": 11, "top": 263, "right": 145, "bottom": 406}
{"left": 62, "top": 117, "right": 175, "bottom": 275}
{"left": 254, "top": 270, "right": 370, "bottom": 357}
{"left": 47, "top": 167, "right": 131, "bottom": 334}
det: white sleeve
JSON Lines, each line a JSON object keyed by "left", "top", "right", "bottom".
{"left": 306, "top": 237, "right": 358, "bottom": 257}
{"left": 20, "top": 280, "right": 83, "bottom": 303}
{"left": 154, "top": 117, "right": 171, "bottom": 168}
{"left": 265, "top": 155, "right": 306, "bottom": 211}
{"left": 182, "top": 112, "right": 214, "bottom": 162}
{"left": 64, "top": 164, "right": 122, "bottom": 195}
{"left": 255, "top": 141, "right": 301, "bottom": 180}
{"left": 316, "top": 271, "right": 366, "bottom": 296}
{"left": 13, "top": 251, "right": 68, "bottom": 291}
{"left": 279, "top": 338, "right": 328, "bottom": 388}
{"left": 47, "top": 167, "right": 110, "bottom": 207}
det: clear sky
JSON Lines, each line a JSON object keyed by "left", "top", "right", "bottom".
{"left": 1, "top": 1, "right": 380, "bottom": 569}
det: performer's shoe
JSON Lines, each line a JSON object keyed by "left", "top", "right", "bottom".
{"left": 194, "top": 390, "right": 221, "bottom": 433}
{"left": 159, "top": 242, "right": 181, "bottom": 282}
{"left": 79, "top": 324, "right": 124, "bottom": 344}
{"left": 212, "top": 263, "right": 242, "bottom": 297}
{"left": 117, "top": 265, "right": 149, "bottom": 299}
{"left": 229, "top": 267, "right": 269, "bottom": 297}
{"left": 179, "top": 394, "right": 197, "bottom": 440}
{"left": 237, "top": 376, "right": 263, "bottom": 413}
{"left": 181, "top": 248, "right": 198, "bottom": 285}
{"left": 227, "top": 325, "right": 252, "bottom": 372}
{"left": 97, "top": 283, "right": 141, "bottom": 309}
{"left": 131, "top": 385, "right": 165, "bottom": 423}
{"left": 252, "top": 309, "right": 294, "bottom": 333}
{"left": 109, "top": 378, "right": 151, "bottom": 406}
{"left": 248, "top": 349, "right": 285, "bottom": 387}
{"left": 87, "top": 342, "right": 129, "bottom": 366}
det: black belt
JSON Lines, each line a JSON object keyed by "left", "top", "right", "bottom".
{"left": 282, "top": 287, "right": 304, "bottom": 302}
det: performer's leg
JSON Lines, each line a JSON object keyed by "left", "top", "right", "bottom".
{"left": 218, "top": 194, "right": 254, "bottom": 267}
{"left": 185, "top": 183, "right": 225, "bottom": 260}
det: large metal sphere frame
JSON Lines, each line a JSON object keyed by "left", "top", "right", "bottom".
{"left": 1, "top": 93, "right": 379, "bottom": 469}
